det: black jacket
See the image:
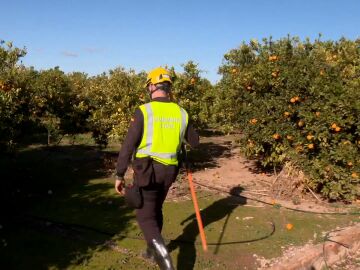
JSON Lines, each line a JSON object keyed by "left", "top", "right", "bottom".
{"left": 116, "top": 97, "right": 199, "bottom": 177}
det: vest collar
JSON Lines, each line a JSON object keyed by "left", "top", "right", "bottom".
{"left": 152, "top": 97, "right": 171, "bottom": 102}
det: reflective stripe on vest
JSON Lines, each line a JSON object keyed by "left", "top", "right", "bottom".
{"left": 136, "top": 102, "right": 188, "bottom": 165}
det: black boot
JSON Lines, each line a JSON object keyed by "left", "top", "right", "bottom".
{"left": 149, "top": 237, "right": 175, "bottom": 270}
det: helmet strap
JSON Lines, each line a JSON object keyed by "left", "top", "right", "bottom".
{"left": 149, "top": 88, "right": 159, "bottom": 100}
{"left": 148, "top": 84, "right": 170, "bottom": 100}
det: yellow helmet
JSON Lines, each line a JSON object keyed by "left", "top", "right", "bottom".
{"left": 144, "top": 67, "right": 172, "bottom": 87}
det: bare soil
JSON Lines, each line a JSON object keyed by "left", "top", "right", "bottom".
{"left": 187, "top": 133, "right": 359, "bottom": 213}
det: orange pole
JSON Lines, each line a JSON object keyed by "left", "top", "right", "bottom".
{"left": 186, "top": 168, "right": 208, "bottom": 252}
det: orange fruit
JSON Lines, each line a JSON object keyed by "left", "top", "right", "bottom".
{"left": 232, "top": 68, "right": 237, "bottom": 74}
{"left": 298, "top": 120, "right": 305, "bottom": 127}
{"left": 286, "top": 135, "right": 294, "bottom": 141}
{"left": 308, "top": 143, "right": 314, "bottom": 149}
{"left": 284, "top": 111, "right": 291, "bottom": 117}
{"left": 306, "top": 134, "right": 314, "bottom": 141}
{"left": 351, "top": 172, "right": 358, "bottom": 179}
{"left": 271, "top": 71, "right": 279, "bottom": 77}
{"left": 273, "top": 133, "right": 281, "bottom": 140}
{"left": 286, "top": 223, "right": 294, "bottom": 230}
{"left": 315, "top": 111, "right": 321, "bottom": 117}
{"left": 347, "top": 162, "right": 353, "bottom": 167}
{"left": 269, "top": 55, "right": 278, "bottom": 61}
{"left": 250, "top": 118, "right": 258, "bottom": 124}
{"left": 246, "top": 85, "right": 252, "bottom": 90}
{"left": 335, "top": 126, "right": 341, "bottom": 132}
{"left": 290, "top": 98, "right": 296, "bottom": 103}
{"left": 331, "top": 123, "right": 337, "bottom": 129}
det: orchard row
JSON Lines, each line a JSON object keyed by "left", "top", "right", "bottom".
{"left": 1, "top": 37, "right": 359, "bottom": 200}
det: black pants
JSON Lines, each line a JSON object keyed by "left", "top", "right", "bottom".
{"left": 136, "top": 161, "right": 178, "bottom": 245}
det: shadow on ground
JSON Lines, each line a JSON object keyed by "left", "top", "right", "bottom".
{"left": 167, "top": 187, "right": 247, "bottom": 270}
{"left": 0, "top": 144, "right": 132, "bottom": 270}
{"left": 241, "top": 159, "right": 283, "bottom": 176}
{"left": 188, "top": 141, "right": 233, "bottom": 172}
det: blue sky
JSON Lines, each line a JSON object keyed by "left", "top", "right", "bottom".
{"left": 1, "top": 0, "right": 359, "bottom": 83}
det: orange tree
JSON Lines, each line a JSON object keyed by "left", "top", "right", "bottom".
{"left": 29, "top": 67, "right": 91, "bottom": 144}
{"left": 0, "top": 40, "right": 30, "bottom": 151}
{"left": 217, "top": 36, "right": 360, "bottom": 201}
{"left": 82, "top": 68, "right": 146, "bottom": 147}
{"left": 0, "top": 40, "right": 93, "bottom": 150}
{"left": 171, "top": 61, "right": 214, "bottom": 130}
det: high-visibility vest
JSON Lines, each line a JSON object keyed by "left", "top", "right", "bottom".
{"left": 135, "top": 101, "right": 188, "bottom": 165}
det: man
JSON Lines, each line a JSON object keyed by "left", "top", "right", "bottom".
{"left": 115, "top": 67, "right": 199, "bottom": 270}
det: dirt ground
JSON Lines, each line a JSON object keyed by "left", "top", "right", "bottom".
{"left": 173, "top": 133, "right": 360, "bottom": 269}
{"left": 184, "top": 134, "right": 358, "bottom": 212}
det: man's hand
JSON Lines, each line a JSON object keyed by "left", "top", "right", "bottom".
{"left": 115, "top": 177, "right": 125, "bottom": 195}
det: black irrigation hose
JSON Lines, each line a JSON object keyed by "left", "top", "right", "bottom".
{"left": 23, "top": 213, "right": 275, "bottom": 246}
{"left": 191, "top": 180, "right": 360, "bottom": 216}
{"left": 10, "top": 141, "right": 276, "bottom": 247}
{"left": 24, "top": 214, "right": 116, "bottom": 237}
{"left": 21, "top": 214, "right": 354, "bottom": 269}
{"left": 192, "top": 180, "right": 357, "bottom": 267}
{"left": 172, "top": 220, "right": 275, "bottom": 246}
{"left": 19, "top": 176, "right": 358, "bottom": 249}
{"left": 189, "top": 180, "right": 357, "bottom": 268}
{"left": 322, "top": 228, "right": 350, "bottom": 270}
{"left": 19, "top": 179, "right": 356, "bottom": 266}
